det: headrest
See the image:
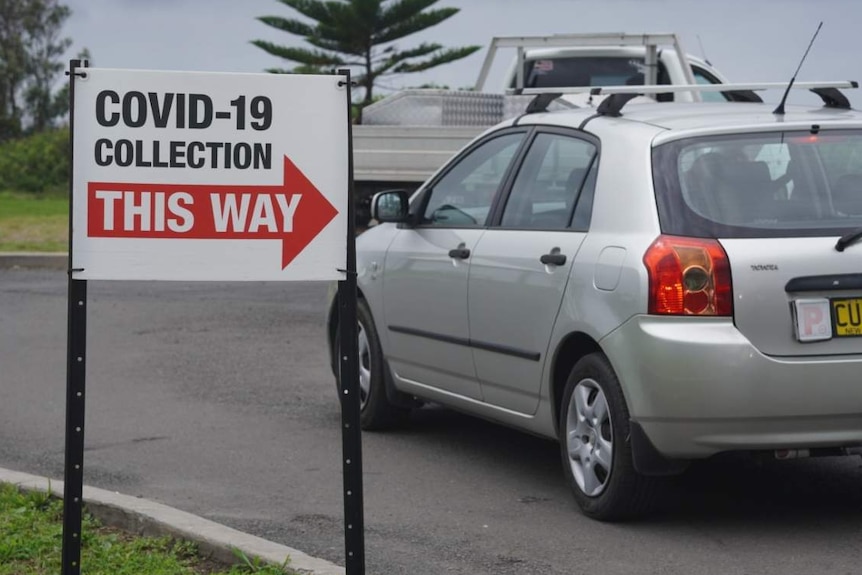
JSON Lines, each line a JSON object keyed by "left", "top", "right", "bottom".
{"left": 833, "top": 174, "right": 862, "bottom": 216}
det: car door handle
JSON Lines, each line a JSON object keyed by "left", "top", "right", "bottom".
{"left": 448, "top": 247, "right": 471, "bottom": 259}
{"left": 540, "top": 253, "right": 567, "bottom": 266}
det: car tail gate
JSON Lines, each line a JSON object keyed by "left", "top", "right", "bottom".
{"left": 720, "top": 238, "right": 862, "bottom": 356}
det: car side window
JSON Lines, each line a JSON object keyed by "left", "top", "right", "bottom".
{"left": 500, "top": 133, "right": 597, "bottom": 230}
{"left": 692, "top": 66, "right": 729, "bottom": 102}
{"left": 422, "top": 132, "right": 524, "bottom": 227}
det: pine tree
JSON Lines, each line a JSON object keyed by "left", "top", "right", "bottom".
{"left": 253, "top": 0, "right": 480, "bottom": 112}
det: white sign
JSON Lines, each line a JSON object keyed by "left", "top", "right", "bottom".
{"left": 72, "top": 68, "right": 348, "bottom": 281}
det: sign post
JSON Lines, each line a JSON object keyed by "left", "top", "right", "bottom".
{"left": 61, "top": 59, "right": 88, "bottom": 575}
{"left": 62, "top": 63, "right": 361, "bottom": 573}
{"left": 335, "top": 69, "right": 365, "bottom": 574}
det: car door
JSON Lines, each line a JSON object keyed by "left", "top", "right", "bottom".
{"left": 382, "top": 130, "right": 528, "bottom": 400}
{"left": 468, "top": 130, "right": 599, "bottom": 414}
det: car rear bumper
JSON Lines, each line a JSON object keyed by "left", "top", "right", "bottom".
{"left": 603, "top": 315, "right": 862, "bottom": 458}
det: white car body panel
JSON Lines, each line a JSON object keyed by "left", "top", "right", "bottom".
{"left": 382, "top": 227, "right": 486, "bottom": 400}
{"left": 722, "top": 237, "right": 862, "bottom": 357}
{"left": 468, "top": 229, "right": 587, "bottom": 415}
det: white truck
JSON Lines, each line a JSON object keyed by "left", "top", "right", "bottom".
{"left": 351, "top": 33, "right": 744, "bottom": 224}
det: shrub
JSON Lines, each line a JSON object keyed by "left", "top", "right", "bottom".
{"left": 0, "top": 128, "right": 70, "bottom": 195}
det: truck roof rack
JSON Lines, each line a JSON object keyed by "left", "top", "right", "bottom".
{"left": 520, "top": 81, "right": 858, "bottom": 116}
{"left": 475, "top": 32, "right": 697, "bottom": 93}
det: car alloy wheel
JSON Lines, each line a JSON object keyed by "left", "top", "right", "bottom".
{"left": 565, "top": 377, "right": 613, "bottom": 497}
{"left": 560, "top": 353, "right": 661, "bottom": 520}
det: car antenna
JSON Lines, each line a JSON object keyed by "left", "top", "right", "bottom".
{"left": 774, "top": 21, "right": 823, "bottom": 115}
{"left": 696, "top": 35, "right": 711, "bottom": 66}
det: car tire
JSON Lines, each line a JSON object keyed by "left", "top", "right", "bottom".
{"left": 337, "top": 298, "right": 410, "bottom": 430}
{"left": 559, "top": 352, "right": 658, "bottom": 520}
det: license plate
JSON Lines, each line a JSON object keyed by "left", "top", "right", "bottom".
{"left": 833, "top": 298, "right": 862, "bottom": 337}
{"left": 792, "top": 298, "right": 862, "bottom": 342}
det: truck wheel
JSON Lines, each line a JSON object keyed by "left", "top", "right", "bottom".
{"left": 559, "top": 353, "right": 657, "bottom": 520}
{"left": 338, "top": 299, "right": 410, "bottom": 430}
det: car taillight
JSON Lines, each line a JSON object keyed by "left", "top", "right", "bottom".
{"left": 643, "top": 235, "right": 733, "bottom": 316}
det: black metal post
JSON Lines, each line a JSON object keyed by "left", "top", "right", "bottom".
{"left": 61, "top": 58, "right": 88, "bottom": 575}
{"left": 336, "top": 68, "right": 365, "bottom": 575}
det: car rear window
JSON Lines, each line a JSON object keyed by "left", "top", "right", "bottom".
{"left": 652, "top": 130, "right": 862, "bottom": 238}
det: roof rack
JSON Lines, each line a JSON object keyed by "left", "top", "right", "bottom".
{"left": 520, "top": 81, "right": 858, "bottom": 116}
{"left": 588, "top": 80, "right": 858, "bottom": 96}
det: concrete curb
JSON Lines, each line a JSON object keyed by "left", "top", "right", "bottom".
{"left": 0, "top": 468, "right": 345, "bottom": 575}
{"left": 0, "top": 252, "right": 67, "bottom": 269}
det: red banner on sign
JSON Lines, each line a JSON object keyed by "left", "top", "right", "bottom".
{"left": 87, "top": 156, "right": 338, "bottom": 269}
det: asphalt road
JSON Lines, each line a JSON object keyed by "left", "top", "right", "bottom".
{"left": 3, "top": 267, "right": 862, "bottom": 575}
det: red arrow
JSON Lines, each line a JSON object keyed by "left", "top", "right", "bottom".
{"left": 87, "top": 156, "right": 339, "bottom": 269}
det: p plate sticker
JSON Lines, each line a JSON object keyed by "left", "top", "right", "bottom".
{"left": 792, "top": 298, "right": 832, "bottom": 342}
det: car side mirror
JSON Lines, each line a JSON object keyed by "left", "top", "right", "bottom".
{"left": 371, "top": 190, "right": 410, "bottom": 223}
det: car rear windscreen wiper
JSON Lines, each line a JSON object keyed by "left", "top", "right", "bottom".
{"left": 835, "top": 228, "right": 862, "bottom": 252}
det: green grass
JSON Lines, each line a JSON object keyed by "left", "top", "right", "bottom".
{"left": 0, "top": 191, "right": 69, "bottom": 252}
{"left": 0, "top": 484, "right": 293, "bottom": 575}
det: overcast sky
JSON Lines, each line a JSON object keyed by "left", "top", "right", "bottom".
{"left": 61, "top": 0, "right": 861, "bottom": 106}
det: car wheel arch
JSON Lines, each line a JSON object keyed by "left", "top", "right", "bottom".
{"left": 549, "top": 331, "right": 603, "bottom": 435}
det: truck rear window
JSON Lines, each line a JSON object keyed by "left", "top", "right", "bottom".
{"left": 518, "top": 57, "right": 666, "bottom": 89}
{"left": 652, "top": 130, "right": 862, "bottom": 238}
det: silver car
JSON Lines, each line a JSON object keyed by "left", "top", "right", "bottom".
{"left": 327, "top": 91, "right": 862, "bottom": 520}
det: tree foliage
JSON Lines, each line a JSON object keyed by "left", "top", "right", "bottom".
{"left": 0, "top": 0, "right": 71, "bottom": 141}
{"left": 0, "top": 126, "right": 69, "bottom": 193}
{"left": 253, "top": 0, "right": 480, "bottom": 110}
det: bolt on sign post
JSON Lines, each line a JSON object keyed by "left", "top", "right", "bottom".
{"left": 63, "top": 61, "right": 365, "bottom": 574}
